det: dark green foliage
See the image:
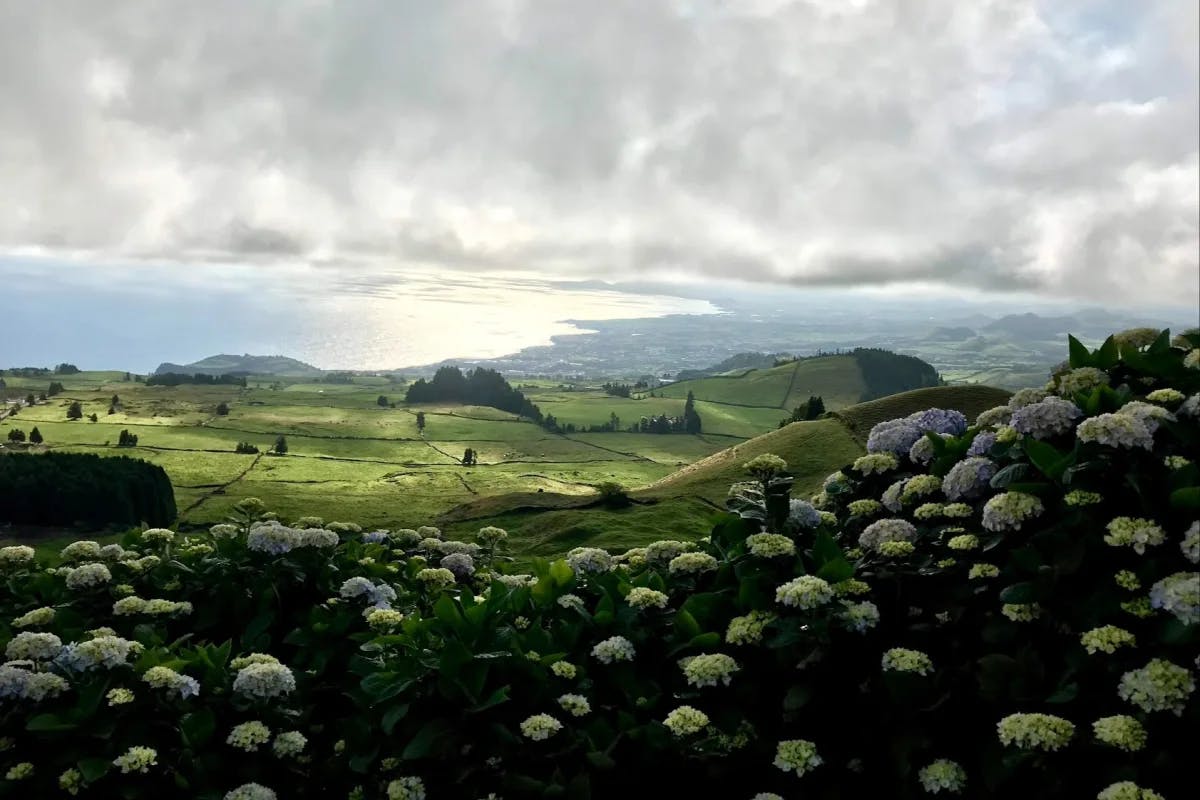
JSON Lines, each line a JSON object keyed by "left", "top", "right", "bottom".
{"left": 6, "top": 428, "right": 24, "bottom": 443}
{"left": 25, "top": 393, "right": 35, "bottom": 406}
{"left": 596, "top": 480, "right": 631, "bottom": 508}
{"left": 779, "top": 395, "right": 826, "bottom": 427}
{"left": 111, "top": 394, "right": 120, "bottom": 406}
{"left": 462, "top": 447, "right": 477, "bottom": 466}
{"left": 683, "top": 390, "right": 703, "bottom": 434}
{"left": 0, "top": 451, "right": 175, "bottom": 526}
{"left": 852, "top": 348, "right": 942, "bottom": 401}
{"left": 6, "top": 367, "right": 51, "bottom": 377}
{"left": 406, "top": 367, "right": 543, "bottom": 421}
{"left": 54, "top": 363, "right": 81, "bottom": 374}
{"left": 66, "top": 401, "right": 83, "bottom": 420}
{"left": 235, "top": 442, "right": 259, "bottom": 454}
{"left": 146, "top": 372, "right": 247, "bottom": 387}
{"left": 415, "top": 411, "right": 426, "bottom": 432}
{"left": 47, "top": 381, "right": 65, "bottom": 396}
{"left": 274, "top": 435, "right": 289, "bottom": 454}
{"left": 602, "top": 382, "right": 631, "bottom": 398}
{"left": 88, "top": 413, "right": 98, "bottom": 422}
{"left": 28, "top": 427, "right": 43, "bottom": 444}
{"left": 216, "top": 402, "right": 230, "bottom": 416}
{"left": 377, "top": 395, "right": 389, "bottom": 407}
{"left": 117, "top": 429, "right": 139, "bottom": 447}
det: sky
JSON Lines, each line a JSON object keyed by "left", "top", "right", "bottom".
{"left": 0, "top": 0, "right": 1197, "bottom": 309}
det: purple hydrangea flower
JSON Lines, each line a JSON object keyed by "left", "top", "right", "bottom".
{"left": 440, "top": 552, "right": 476, "bottom": 579}
{"left": 867, "top": 419, "right": 924, "bottom": 455}
{"left": 967, "top": 431, "right": 996, "bottom": 456}
{"left": 942, "top": 457, "right": 997, "bottom": 501}
{"left": 908, "top": 409, "right": 969, "bottom": 436}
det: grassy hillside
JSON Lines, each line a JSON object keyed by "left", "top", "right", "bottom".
{"left": 657, "top": 355, "right": 865, "bottom": 410}
{"left": 445, "top": 384, "right": 1011, "bottom": 551}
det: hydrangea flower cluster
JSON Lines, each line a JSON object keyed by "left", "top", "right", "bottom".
{"left": 838, "top": 600, "right": 880, "bottom": 633}
{"left": 966, "top": 431, "right": 996, "bottom": 456}
{"left": 228, "top": 721, "right": 271, "bottom": 751}
{"left": 968, "top": 563, "right": 1000, "bottom": 579}
{"left": 917, "top": 759, "right": 967, "bottom": 794}
{"left": 225, "top": 784, "right": 278, "bottom": 800}
{"left": 776, "top": 576, "right": 833, "bottom": 609}
{"left": 1104, "top": 517, "right": 1166, "bottom": 554}
{"left": 625, "top": 587, "right": 669, "bottom": 610}
{"left": 996, "top": 713, "right": 1074, "bottom": 751}
{"left": 1001, "top": 603, "right": 1041, "bottom": 622}
{"left": 519, "top": 714, "right": 563, "bottom": 741}
{"left": 908, "top": 433, "right": 949, "bottom": 466}
{"left": 726, "top": 611, "right": 775, "bottom": 645}
{"left": 113, "top": 745, "right": 158, "bottom": 774}
{"left": 1080, "top": 625, "right": 1137, "bottom": 655}
{"left": 852, "top": 453, "right": 900, "bottom": 475}
{"left": 663, "top": 705, "right": 709, "bottom": 736}
{"left": 668, "top": 552, "right": 719, "bottom": 575}
{"left": 142, "top": 666, "right": 201, "bottom": 699}
{"left": 645, "top": 540, "right": 690, "bottom": 564}
{"left": 557, "top": 693, "right": 590, "bottom": 716}
{"left": 1092, "top": 715, "right": 1147, "bottom": 752}
{"left": 5, "top": 631, "right": 63, "bottom": 661}
{"left": 233, "top": 661, "right": 295, "bottom": 699}
{"left": 909, "top": 408, "right": 968, "bottom": 436}
{"left": 746, "top": 533, "right": 795, "bottom": 558}
{"left": 1182, "top": 521, "right": 1200, "bottom": 564}
{"left": 0, "top": 545, "right": 36, "bottom": 567}
{"left": 566, "top": 547, "right": 613, "bottom": 574}
{"left": 1010, "top": 396, "right": 1082, "bottom": 439}
{"left": 785, "top": 499, "right": 821, "bottom": 529}
{"left": 881, "top": 648, "right": 933, "bottom": 675}
{"left": 878, "top": 541, "right": 916, "bottom": 557}
{"left": 1118, "top": 659, "right": 1195, "bottom": 715}
{"left": 415, "top": 568, "right": 457, "bottom": 589}
{"left": 859, "top": 519, "right": 917, "bottom": 551}
{"left": 681, "top": 653, "right": 739, "bottom": 688}
{"left": 63, "top": 562, "right": 112, "bottom": 589}
{"left": 901, "top": 474, "right": 942, "bottom": 502}
{"left": 847, "top": 499, "right": 883, "bottom": 517}
{"left": 1054, "top": 366, "right": 1109, "bottom": 397}
{"left": 1149, "top": 572, "right": 1199, "bottom": 625}
{"left": 982, "top": 492, "right": 1043, "bottom": 532}
{"left": 866, "top": 418, "right": 923, "bottom": 455}
{"left": 591, "top": 636, "right": 635, "bottom": 664}
{"left": 1077, "top": 413, "right": 1154, "bottom": 451}
{"left": 1096, "top": 782, "right": 1166, "bottom": 800}
{"left": 773, "top": 739, "right": 822, "bottom": 776}
{"left": 934, "top": 458, "right": 992, "bottom": 503}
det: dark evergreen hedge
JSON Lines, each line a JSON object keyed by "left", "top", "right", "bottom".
{"left": 0, "top": 452, "right": 176, "bottom": 527}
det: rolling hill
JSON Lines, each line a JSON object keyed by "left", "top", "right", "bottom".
{"left": 441, "top": 383, "right": 1011, "bottom": 549}
{"left": 154, "top": 354, "right": 323, "bottom": 377}
{"left": 656, "top": 348, "right": 941, "bottom": 412}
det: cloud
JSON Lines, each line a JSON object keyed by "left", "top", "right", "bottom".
{"left": 0, "top": 0, "right": 1195, "bottom": 306}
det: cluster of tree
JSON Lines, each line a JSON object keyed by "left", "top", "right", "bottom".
{"left": 54, "top": 363, "right": 81, "bottom": 374}
{"left": 2, "top": 367, "right": 51, "bottom": 377}
{"left": 405, "top": 367, "right": 543, "bottom": 421}
{"left": 323, "top": 372, "right": 357, "bottom": 384}
{"left": 0, "top": 452, "right": 176, "bottom": 527}
{"left": 235, "top": 442, "right": 260, "bottom": 454}
{"left": 851, "top": 347, "right": 942, "bottom": 401}
{"left": 146, "top": 373, "right": 248, "bottom": 387}
{"left": 216, "top": 402, "right": 230, "bottom": 416}
{"left": 778, "top": 395, "right": 826, "bottom": 428}
{"left": 461, "top": 448, "right": 477, "bottom": 466}
{"left": 67, "top": 401, "right": 83, "bottom": 420}
{"left": 48, "top": 382, "right": 64, "bottom": 396}
{"left": 108, "top": 394, "right": 121, "bottom": 415}
{"left": 272, "top": 436, "right": 288, "bottom": 454}
{"left": 415, "top": 412, "right": 426, "bottom": 432}
{"left": 6, "top": 427, "right": 43, "bottom": 444}
{"left": 602, "top": 382, "right": 632, "bottom": 398}
{"left": 117, "top": 429, "right": 139, "bottom": 447}
{"left": 377, "top": 395, "right": 396, "bottom": 408}
{"left": 538, "top": 414, "right": 578, "bottom": 434}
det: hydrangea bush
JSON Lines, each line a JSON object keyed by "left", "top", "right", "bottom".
{"left": 0, "top": 330, "right": 1196, "bottom": 798}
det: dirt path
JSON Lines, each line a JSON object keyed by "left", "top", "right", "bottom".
{"left": 179, "top": 453, "right": 263, "bottom": 518}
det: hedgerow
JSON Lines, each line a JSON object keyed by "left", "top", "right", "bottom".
{"left": 0, "top": 331, "right": 1197, "bottom": 799}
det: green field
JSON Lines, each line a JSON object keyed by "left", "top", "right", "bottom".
{"left": 1, "top": 370, "right": 1008, "bottom": 555}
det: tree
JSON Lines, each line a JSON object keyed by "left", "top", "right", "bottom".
{"left": 462, "top": 447, "right": 476, "bottom": 466}
{"left": 28, "top": 427, "right": 42, "bottom": 444}
{"left": 111, "top": 394, "right": 120, "bottom": 407}
{"left": 38, "top": 393, "right": 46, "bottom": 401}
{"left": 47, "top": 382, "right": 64, "bottom": 397}
{"left": 6, "top": 428, "right": 25, "bottom": 443}
{"left": 54, "top": 363, "right": 80, "bottom": 375}
{"left": 416, "top": 412, "right": 426, "bottom": 432}
{"left": 235, "top": 442, "right": 259, "bottom": 454}
{"left": 805, "top": 395, "right": 826, "bottom": 419}
{"left": 123, "top": 372, "right": 132, "bottom": 382}
{"left": 216, "top": 402, "right": 230, "bottom": 416}
{"left": 117, "top": 429, "right": 138, "bottom": 447}
{"left": 273, "top": 435, "right": 288, "bottom": 455}
{"left": 377, "top": 395, "right": 389, "bottom": 407}
{"left": 88, "top": 413, "right": 98, "bottom": 422}
{"left": 683, "top": 391, "right": 703, "bottom": 434}
{"left": 66, "top": 401, "right": 83, "bottom": 420}
{"left": 25, "top": 393, "right": 35, "bottom": 406}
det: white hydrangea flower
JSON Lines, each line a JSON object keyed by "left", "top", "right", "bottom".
{"left": 917, "top": 759, "right": 967, "bottom": 794}
{"left": 0, "top": 545, "right": 36, "bottom": 568}
{"left": 233, "top": 662, "right": 296, "bottom": 699}
{"left": 663, "top": 705, "right": 709, "bottom": 736}
{"left": 773, "top": 739, "right": 822, "bottom": 776}
{"left": 113, "top": 745, "right": 158, "bottom": 774}
{"left": 681, "top": 653, "right": 739, "bottom": 688}
{"left": 1077, "top": 413, "right": 1154, "bottom": 451}
{"left": 140, "top": 528, "right": 175, "bottom": 544}
{"left": 625, "top": 587, "right": 669, "bottom": 610}
{"left": 1118, "top": 659, "right": 1195, "bottom": 715}
{"left": 591, "top": 636, "right": 635, "bottom": 664}
{"left": 1080, "top": 625, "right": 1137, "bottom": 655}
{"left": 557, "top": 693, "right": 591, "bottom": 717}
{"left": 881, "top": 647, "right": 933, "bottom": 675}
{"left": 142, "top": 666, "right": 201, "bottom": 699}
{"left": 1092, "top": 715, "right": 1147, "bottom": 752}
{"left": 227, "top": 721, "right": 271, "bottom": 752}
{"left": 859, "top": 519, "right": 917, "bottom": 551}
{"left": 996, "top": 713, "right": 1074, "bottom": 751}
{"left": 1104, "top": 517, "right": 1166, "bottom": 555}
{"left": 645, "top": 540, "right": 691, "bottom": 564}
{"left": 1055, "top": 367, "right": 1109, "bottom": 397}
{"left": 566, "top": 547, "right": 613, "bottom": 574}
{"left": 58, "top": 635, "right": 143, "bottom": 672}
{"left": 1008, "top": 388, "right": 1048, "bottom": 409}
{"left": 1149, "top": 572, "right": 1199, "bottom": 625}
{"left": 981, "top": 492, "right": 1043, "bottom": 532}
{"left": 519, "top": 714, "right": 563, "bottom": 741}
{"left": 225, "top": 784, "right": 278, "bottom": 800}
{"left": 838, "top": 600, "right": 880, "bottom": 633}
{"left": 11, "top": 607, "right": 55, "bottom": 628}
{"left": 853, "top": 453, "right": 900, "bottom": 475}
{"left": 746, "top": 533, "right": 796, "bottom": 559}
{"left": 64, "top": 563, "right": 113, "bottom": 589}
{"left": 668, "top": 552, "right": 719, "bottom": 575}
{"left": 5, "top": 631, "right": 63, "bottom": 661}
{"left": 1180, "top": 521, "right": 1199, "bottom": 564}
{"left": 1096, "top": 781, "right": 1166, "bottom": 800}
{"left": 775, "top": 576, "right": 833, "bottom": 610}
{"left": 726, "top": 611, "right": 775, "bottom": 645}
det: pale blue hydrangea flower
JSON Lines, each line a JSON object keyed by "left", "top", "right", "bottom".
{"left": 881, "top": 480, "right": 905, "bottom": 512}
{"left": 982, "top": 492, "right": 1043, "bottom": 532}
{"left": 941, "top": 457, "right": 997, "bottom": 501}
{"left": 908, "top": 409, "right": 968, "bottom": 436}
{"left": 1117, "top": 659, "right": 1195, "bottom": 715}
{"left": 1149, "top": 572, "right": 1199, "bottom": 625}
{"left": 858, "top": 519, "right": 917, "bottom": 551}
{"left": 1011, "top": 397, "right": 1081, "bottom": 439}
{"left": 1077, "top": 413, "right": 1154, "bottom": 450}
{"left": 440, "top": 552, "right": 475, "bottom": 579}
{"left": 867, "top": 419, "right": 923, "bottom": 455}
{"left": 786, "top": 499, "right": 821, "bottom": 529}
{"left": 566, "top": 547, "right": 613, "bottom": 574}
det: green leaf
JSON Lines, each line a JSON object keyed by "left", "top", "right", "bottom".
{"left": 810, "top": 531, "right": 843, "bottom": 569}
{"left": 1046, "top": 683, "right": 1078, "bottom": 704}
{"left": 1095, "top": 335, "right": 1119, "bottom": 369}
{"left": 381, "top": 703, "right": 410, "bottom": 734}
{"left": 1149, "top": 329, "right": 1172, "bottom": 354}
{"left": 402, "top": 719, "right": 454, "bottom": 760}
{"left": 433, "top": 594, "right": 463, "bottom": 629}
{"left": 77, "top": 758, "right": 110, "bottom": 783}
{"left": 361, "top": 672, "right": 413, "bottom": 703}
{"left": 469, "top": 685, "right": 510, "bottom": 714}
{"left": 782, "top": 684, "right": 812, "bottom": 711}
{"left": 180, "top": 709, "right": 215, "bottom": 749}
{"left": 26, "top": 713, "right": 76, "bottom": 732}
{"left": 673, "top": 609, "right": 701, "bottom": 639}
{"left": 816, "top": 556, "right": 854, "bottom": 583}
{"left": 1169, "top": 487, "right": 1200, "bottom": 510}
{"left": 1022, "top": 440, "right": 1074, "bottom": 481}
{"left": 999, "top": 582, "right": 1036, "bottom": 603}
{"left": 585, "top": 751, "right": 616, "bottom": 770}
{"left": 1067, "top": 335, "right": 1091, "bottom": 368}
{"left": 687, "top": 632, "right": 721, "bottom": 650}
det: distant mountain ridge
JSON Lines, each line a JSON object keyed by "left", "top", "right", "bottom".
{"left": 153, "top": 354, "right": 323, "bottom": 377}
{"left": 674, "top": 352, "right": 791, "bottom": 381}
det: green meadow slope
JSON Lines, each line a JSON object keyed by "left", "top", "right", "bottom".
{"left": 656, "top": 355, "right": 864, "bottom": 409}
{"left": 441, "top": 384, "right": 1011, "bottom": 551}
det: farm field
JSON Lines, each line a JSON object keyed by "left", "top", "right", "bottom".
{"left": 0, "top": 371, "right": 783, "bottom": 541}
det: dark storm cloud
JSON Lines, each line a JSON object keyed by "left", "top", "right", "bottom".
{"left": 0, "top": 0, "right": 1195, "bottom": 305}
